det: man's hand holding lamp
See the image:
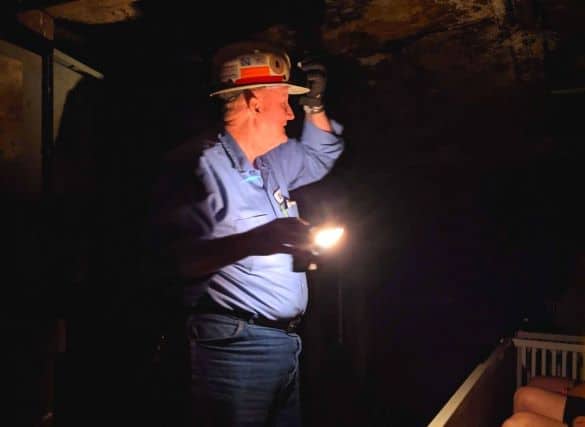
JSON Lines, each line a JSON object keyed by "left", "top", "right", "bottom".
{"left": 293, "top": 225, "right": 345, "bottom": 272}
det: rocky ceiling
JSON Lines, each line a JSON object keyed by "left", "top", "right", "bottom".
{"left": 29, "top": 0, "right": 583, "bottom": 90}
{"left": 8, "top": 0, "right": 584, "bottom": 172}
{"left": 44, "top": 0, "right": 140, "bottom": 24}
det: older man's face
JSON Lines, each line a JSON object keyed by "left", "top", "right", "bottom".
{"left": 253, "top": 86, "right": 295, "bottom": 151}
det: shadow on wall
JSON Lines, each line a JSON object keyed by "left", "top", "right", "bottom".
{"left": 48, "top": 48, "right": 220, "bottom": 425}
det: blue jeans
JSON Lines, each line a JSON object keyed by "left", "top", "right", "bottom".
{"left": 186, "top": 313, "right": 303, "bottom": 427}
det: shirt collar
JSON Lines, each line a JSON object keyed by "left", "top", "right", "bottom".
{"left": 218, "top": 131, "right": 254, "bottom": 172}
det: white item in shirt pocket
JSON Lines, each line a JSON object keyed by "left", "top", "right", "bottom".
{"left": 285, "top": 199, "right": 299, "bottom": 218}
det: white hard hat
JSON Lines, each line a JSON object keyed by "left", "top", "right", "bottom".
{"left": 209, "top": 41, "right": 310, "bottom": 97}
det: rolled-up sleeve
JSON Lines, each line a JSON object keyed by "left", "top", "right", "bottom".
{"left": 272, "top": 119, "right": 344, "bottom": 191}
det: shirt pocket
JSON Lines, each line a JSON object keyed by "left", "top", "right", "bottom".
{"left": 234, "top": 213, "right": 271, "bottom": 232}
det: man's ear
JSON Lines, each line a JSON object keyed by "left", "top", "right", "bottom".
{"left": 248, "top": 95, "right": 261, "bottom": 113}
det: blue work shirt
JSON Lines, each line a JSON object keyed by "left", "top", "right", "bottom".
{"left": 150, "top": 119, "right": 344, "bottom": 320}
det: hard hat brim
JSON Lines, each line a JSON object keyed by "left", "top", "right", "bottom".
{"left": 210, "top": 82, "right": 310, "bottom": 97}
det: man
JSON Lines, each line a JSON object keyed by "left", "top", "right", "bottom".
{"left": 148, "top": 40, "right": 344, "bottom": 426}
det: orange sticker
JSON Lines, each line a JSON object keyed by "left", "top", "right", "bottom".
{"left": 240, "top": 66, "right": 271, "bottom": 79}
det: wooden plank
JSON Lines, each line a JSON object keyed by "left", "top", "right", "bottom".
{"left": 428, "top": 339, "right": 515, "bottom": 427}
{"left": 516, "top": 331, "right": 585, "bottom": 344}
{"left": 513, "top": 338, "right": 585, "bottom": 353}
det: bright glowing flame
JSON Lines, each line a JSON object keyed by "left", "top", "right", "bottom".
{"left": 313, "top": 227, "right": 344, "bottom": 249}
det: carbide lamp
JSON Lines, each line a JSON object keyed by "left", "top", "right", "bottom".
{"left": 293, "top": 225, "right": 345, "bottom": 272}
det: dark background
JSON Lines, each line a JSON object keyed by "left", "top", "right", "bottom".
{"left": 3, "top": 0, "right": 585, "bottom": 426}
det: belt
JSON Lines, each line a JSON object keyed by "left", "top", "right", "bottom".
{"left": 189, "top": 296, "right": 302, "bottom": 333}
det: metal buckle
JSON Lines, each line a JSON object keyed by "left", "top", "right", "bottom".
{"left": 286, "top": 317, "right": 301, "bottom": 332}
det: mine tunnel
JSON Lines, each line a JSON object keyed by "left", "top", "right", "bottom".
{"left": 1, "top": 1, "right": 584, "bottom": 426}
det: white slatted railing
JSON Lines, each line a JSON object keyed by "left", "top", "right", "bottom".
{"left": 512, "top": 331, "right": 585, "bottom": 388}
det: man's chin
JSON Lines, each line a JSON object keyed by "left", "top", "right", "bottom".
{"left": 279, "top": 130, "right": 288, "bottom": 143}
